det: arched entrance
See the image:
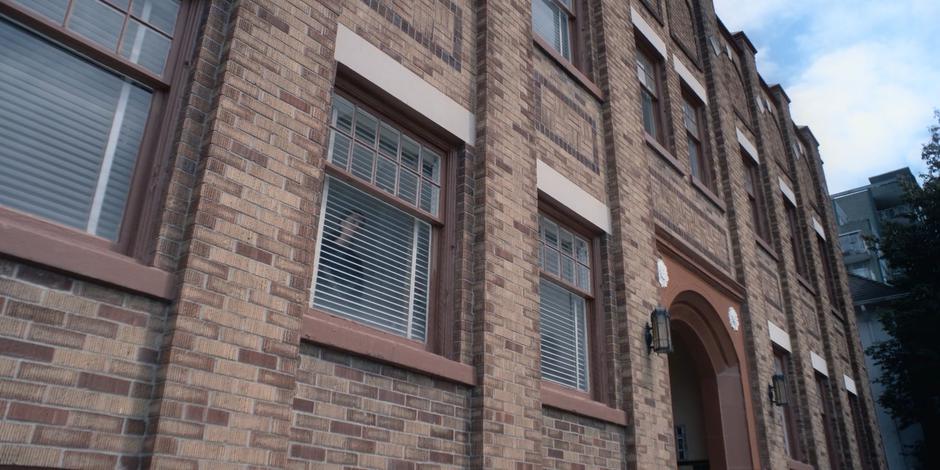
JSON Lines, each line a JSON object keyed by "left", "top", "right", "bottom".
{"left": 668, "top": 291, "right": 754, "bottom": 470}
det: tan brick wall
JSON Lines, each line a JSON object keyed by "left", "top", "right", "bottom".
{"left": 288, "top": 344, "right": 470, "bottom": 468}
{"left": 0, "top": 0, "right": 888, "bottom": 468}
{"left": 541, "top": 408, "right": 625, "bottom": 470}
{"left": 0, "top": 258, "right": 166, "bottom": 468}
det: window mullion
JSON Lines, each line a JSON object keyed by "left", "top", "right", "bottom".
{"left": 86, "top": 80, "right": 132, "bottom": 235}
{"left": 404, "top": 218, "right": 421, "bottom": 339}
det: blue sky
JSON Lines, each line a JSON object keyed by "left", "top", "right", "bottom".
{"left": 713, "top": 0, "right": 940, "bottom": 193}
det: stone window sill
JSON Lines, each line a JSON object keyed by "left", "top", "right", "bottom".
{"left": 0, "top": 207, "right": 175, "bottom": 299}
{"left": 302, "top": 309, "right": 475, "bottom": 386}
{"left": 541, "top": 381, "right": 627, "bottom": 426}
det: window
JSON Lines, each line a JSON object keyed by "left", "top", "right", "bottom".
{"left": 682, "top": 91, "right": 713, "bottom": 190}
{"left": 0, "top": 1, "right": 186, "bottom": 243}
{"left": 538, "top": 212, "right": 595, "bottom": 391}
{"left": 637, "top": 46, "right": 665, "bottom": 144}
{"left": 816, "top": 375, "right": 843, "bottom": 470}
{"left": 785, "top": 201, "right": 809, "bottom": 279}
{"left": 818, "top": 236, "right": 839, "bottom": 306}
{"left": 742, "top": 155, "right": 771, "bottom": 243}
{"left": 773, "top": 351, "right": 801, "bottom": 459}
{"left": 311, "top": 94, "right": 444, "bottom": 342}
{"left": 849, "top": 394, "right": 876, "bottom": 470}
{"left": 532, "top": 0, "right": 574, "bottom": 61}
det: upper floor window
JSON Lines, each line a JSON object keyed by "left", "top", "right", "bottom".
{"left": 818, "top": 236, "right": 839, "bottom": 306}
{"left": 682, "top": 90, "right": 713, "bottom": 190}
{"left": 637, "top": 45, "right": 665, "bottom": 144}
{"left": 785, "top": 201, "right": 809, "bottom": 279}
{"left": 532, "top": 0, "right": 574, "bottom": 61}
{"left": 0, "top": 0, "right": 186, "bottom": 242}
{"left": 773, "top": 351, "right": 801, "bottom": 459}
{"left": 311, "top": 94, "right": 445, "bottom": 342}
{"left": 538, "top": 212, "right": 595, "bottom": 391}
{"left": 742, "top": 155, "right": 771, "bottom": 243}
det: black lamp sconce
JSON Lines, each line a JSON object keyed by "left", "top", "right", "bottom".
{"left": 769, "top": 373, "right": 789, "bottom": 406}
{"left": 646, "top": 306, "right": 673, "bottom": 354}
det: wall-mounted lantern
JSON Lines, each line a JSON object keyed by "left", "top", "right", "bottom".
{"left": 769, "top": 373, "right": 789, "bottom": 406}
{"left": 646, "top": 306, "right": 673, "bottom": 354}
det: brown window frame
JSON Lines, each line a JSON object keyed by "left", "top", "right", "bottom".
{"left": 681, "top": 88, "right": 714, "bottom": 191}
{"left": 0, "top": 0, "right": 203, "bottom": 298}
{"left": 537, "top": 202, "right": 619, "bottom": 423}
{"left": 637, "top": 39, "right": 668, "bottom": 147}
{"left": 817, "top": 235, "right": 840, "bottom": 308}
{"left": 816, "top": 374, "right": 844, "bottom": 470}
{"left": 306, "top": 80, "right": 460, "bottom": 368}
{"left": 773, "top": 349, "right": 803, "bottom": 460}
{"left": 784, "top": 200, "right": 809, "bottom": 279}
{"left": 742, "top": 154, "right": 772, "bottom": 244}
{"left": 848, "top": 393, "right": 876, "bottom": 470}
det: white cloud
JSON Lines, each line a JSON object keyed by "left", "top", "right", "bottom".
{"left": 714, "top": 0, "right": 940, "bottom": 193}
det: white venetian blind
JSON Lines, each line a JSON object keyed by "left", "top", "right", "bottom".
{"left": 311, "top": 177, "right": 432, "bottom": 341}
{"left": 532, "top": 0, "right": 571, "bottom": 60}
{"left": 540, "top": 278, "right": 588, "bottom": 390}
{"left": 0, "top": 18, "right": 152, "bottom": 240}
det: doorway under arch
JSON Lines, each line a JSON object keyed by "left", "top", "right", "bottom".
{"left": 668, "top": 291, "right": 754, "bottom": 470}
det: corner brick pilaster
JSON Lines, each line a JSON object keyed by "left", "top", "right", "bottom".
{"left": 146, "top": 0, "right": 339, "bottom": 467}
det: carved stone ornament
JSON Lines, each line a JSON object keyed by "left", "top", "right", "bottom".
{"left": 656, "top": 258, "right": 669, "bottom": 288}
{"left": 728, "top": 307, "right": 740, "bottom": 331}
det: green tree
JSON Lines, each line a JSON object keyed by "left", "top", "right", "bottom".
{"left": 869, "top": 110, "right": 940, "bottom": 468}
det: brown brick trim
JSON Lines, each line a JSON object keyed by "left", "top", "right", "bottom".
{"left": 0, "top": 208, "right": 175, "bottom": 299}
{"left": 532, "top": 70, "right": 602, "bottom": 174}
{"left": 359, "top": 0, "right": 464, "bottom": 71}
{"left": 541, "top": 381, "right": 627, "bottom": 426}
{"left": 302, "top": 310, "right": 475, "bottom": 386}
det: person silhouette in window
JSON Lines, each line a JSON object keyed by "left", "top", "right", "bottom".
{"left": 316, "top": 209, "right": 365, "bottom": 304}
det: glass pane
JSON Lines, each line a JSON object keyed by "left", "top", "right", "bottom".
{"left": 375, "top": 156, "right": 397, "bottom": 194}
{"left": 328, "top": 131, "right": 351, "bottom": 169}
{"left": 419, "top": 182, "right": 439, "bottom": 216}
{"left": 561, "top": 257, "right": 575, "bottom": 284}
{"left": 354, "top": 108, "right": 377, "bottom": 145}
{"left": 350, "top": 143, "right": 374, "bottom": 182}
{"left": 398, "top": 168, "right": 418, "bottom": 205}
{"left": 378, "top": 123, "right": 399, "bottom": 157}
{"left": 131, "top": 0, "right": 180, "bottom": 35}
{"left": 68, "top": 0, "right": 124, "bottom": 51}
{"left": 575, "top": 238, "right": 589, "bottom": 263}
{"left": 400, "top": 135, "right": 420, "bottom": 171}
{"left": 120, "top": 19, "right": 171, "bottom": 75}
{"left": 688, "top": 137, "right": 702, "bottom": 180}
{"left": 421, "top": 148, "right": 441, "bottom": 183}
{"left": 331, "top": 95, "right": 354, "bottom": 134}
{"left": 543, "top": 246, "right": 560, "bottom": 275}
{"left": 13, "top": 0, "right": 69, "bottom": 23}
{"left": 312, "top": 178, "right": 430, "bottom": 341}
{"left": 559, "top": 228, "right": 573, "bottom": 255}
{"left": 0, "top": 19, "right": 152, "bottom": 239}
{"left": 577, "top": 265, "right": 591, "bottom": 291}
{"left": 642, "top": 91, "right": 657, "bottom": 138}
{"left": 542, "top": 218, "right": 559, "bottom": 247}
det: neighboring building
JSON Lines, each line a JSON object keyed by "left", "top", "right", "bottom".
{"left": 0, "top": 1, "right": 885, "bottom": 469}
{"left": 849, "top": 275, "right": 921, "bottom": 470}
{"left": 831, "top": 168, "right": 917, "bottom": 283}
{"left": 832, "top": 170, "right": 922, "bottom": 470}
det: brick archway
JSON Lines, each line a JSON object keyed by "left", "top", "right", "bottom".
{"left": 668, "top": 290, "right": 754, "bottom": 470}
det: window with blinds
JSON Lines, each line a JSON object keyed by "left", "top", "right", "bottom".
{"left": 532, "top": 0, "right": 573, "bottom": 61}
{"left": 637, "top": 47, "right": 663, "bottom": 143}
{"left": 0, "top": 18, "right": 153, "bottom": 240}
{"left": 311, "top": 94, "right": 443, "bottom": 342}
{"left": 0, "top": 1, "right": 184, "bottom": 241}
{"left": 538, "top": 213, "right": 592, "bottom": 391}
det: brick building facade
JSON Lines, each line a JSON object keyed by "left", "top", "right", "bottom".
{"left": 0, "top": 0, "right": 884, "bottom": 469}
